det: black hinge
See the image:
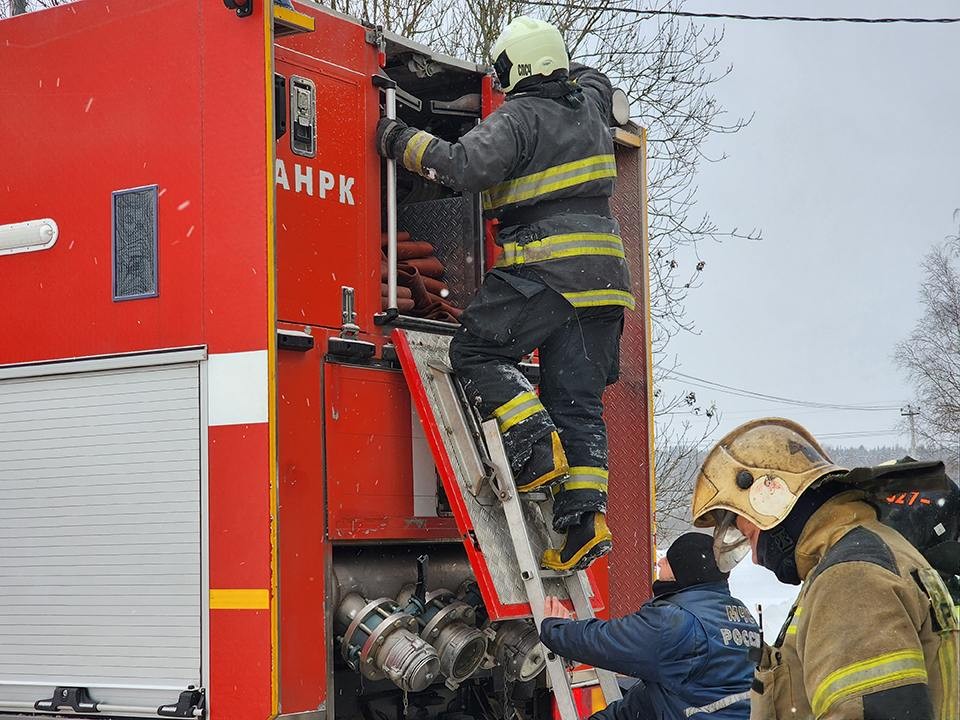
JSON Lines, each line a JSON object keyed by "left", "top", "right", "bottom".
{"left": 158, "top": 688, "right": 206, "bottom": 718}
{"left": 278, "top": 329, "right": 315, "bottom": 352}
{"left": 275, "top": 74, "right": 288, "bottom": 140}
{"left": 223, "top": 0, "right": 253, "bottom": 18}
{"left": 36, "top": 686, "right": 99, "bottom": 713}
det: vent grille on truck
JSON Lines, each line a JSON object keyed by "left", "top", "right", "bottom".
{"left": 112, "top": 185, "right": 159, "bottom": 300}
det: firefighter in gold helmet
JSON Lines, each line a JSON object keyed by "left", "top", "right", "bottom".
{"left": 376, "top": 17, "right": 631, "bottom": 571}
{"left": 691, "top": 418, "right": 959, "bottom": 720}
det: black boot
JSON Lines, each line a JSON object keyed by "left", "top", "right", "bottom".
{"left": 541, "top": 512, "right": 612, "bottom": 572}
{"left": 514, "top": 430, "right": 568, "bottom": 492}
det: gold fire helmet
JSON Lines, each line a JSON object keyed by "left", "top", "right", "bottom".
{"left": 691, "top": 418, "right": 847, "bottom": 571}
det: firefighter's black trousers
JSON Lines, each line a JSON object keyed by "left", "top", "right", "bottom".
{"left": 448, "top": 267, "right": 624, "bottom": 530}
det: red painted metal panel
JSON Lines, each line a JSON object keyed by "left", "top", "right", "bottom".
{"left": 275, "top": 47, "right": 380, "bottom": 333}
{"left": 199, "top": 1, "right": 271, "bottom": 355}
{"left": 324, "top": 361, "right": 459, "bottom": 541}
{"left": 605, "top": 141, "right": 655, "bottom": 614}
{"left": 0, "top": 0, "right": 205, "bottom": 364}
{"left": 208, "top": 421, "right": 274, "bottom": 719}
{"left": 208, "top": 423, "right": 273, "bottom": 588}
{"left": 277, "top": 332, "right": 327, "bottom": 712}
{"left": 278, "top": 3, "right": 375, "bottom": 73}
{"left": 209, "top": 609, "right": 273, "bottom": 720}
{"left": 0, "top": 0, "right": 271, "bottom": 361}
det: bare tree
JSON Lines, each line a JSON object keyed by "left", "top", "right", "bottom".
{"left": 896, "top": 211, "right": 960, "bottom": 449}
{"left": 653, "top": 394, "right": 719, "bottom": 544}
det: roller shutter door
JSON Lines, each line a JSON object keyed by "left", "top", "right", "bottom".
{"left": 0, "top": 360, "right": 202, "bottom": 716}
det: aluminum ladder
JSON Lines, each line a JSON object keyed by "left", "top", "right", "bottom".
{"left": 478, "top": 418, "right": 623, "bottom": 719}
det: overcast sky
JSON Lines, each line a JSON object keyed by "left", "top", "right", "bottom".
{"left": 656, "top": 0, "right": 960, "bottom": 449}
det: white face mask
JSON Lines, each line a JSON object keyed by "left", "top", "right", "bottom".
{"left": 712, "top": 510, "right": 750, "bottom": 573}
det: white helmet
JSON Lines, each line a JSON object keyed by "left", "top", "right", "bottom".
{"left": 490, "top": 16, "right": 569, "bottom": 94}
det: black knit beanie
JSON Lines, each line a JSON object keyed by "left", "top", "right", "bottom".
{"left": 666, "top": 532, "right": 729, "bottom": 588}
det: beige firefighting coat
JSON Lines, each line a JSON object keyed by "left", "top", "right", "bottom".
{"left": 751, "top": 492, "right": 959, "bottom": 720}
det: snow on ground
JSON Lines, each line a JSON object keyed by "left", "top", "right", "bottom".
{"left": 728, "top": 560, "right": 798, "bottom": 640}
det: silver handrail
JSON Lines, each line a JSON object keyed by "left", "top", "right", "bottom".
{"left": 384, "top": 83, "right": 398, "bottom": 314}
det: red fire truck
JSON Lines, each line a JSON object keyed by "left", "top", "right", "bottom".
{"left": 0, "top": 1, "right": 655, "bottom": 719}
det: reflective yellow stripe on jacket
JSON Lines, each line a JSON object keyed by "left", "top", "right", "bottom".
{"left": 493, "top": 391, "right": 547, "bottom": 433}
{"left": 482, "top": 154, "right": 617, "bottom": 210}
{"left": 562, "top": 289, "right": 635, "bottom": 310}
{"left": 810, "top": 649, "right": 928, "bottom": 717}
{"left": 786, "top": 606, "right": 802, "bottom": 636}
{"left": 495, "top": 233, "right": 625, "bottom": 268}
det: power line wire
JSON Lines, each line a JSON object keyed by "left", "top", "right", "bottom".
{"left": 523, "top": 2, "right": 960, "bottom": 24}
{"left": 662, "top": 368, "right": 901, "bottom": 411}
{"left": 816, "top": 429, "right": 900, "bottom": 440}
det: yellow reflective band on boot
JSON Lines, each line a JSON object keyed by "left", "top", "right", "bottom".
{"left": 403, "top": 130, "right": 436, "bottom": 174}
{"left": 811, "top": 649, "right": 928, "bottom": 717}
{"left": 495, "top": 233, "right": 626, "bottom": 268}
{"left": 562, "top": 289, "right": 636, "bottom": 309}
{"left": 562, "top": 467, "right": 609, "bottom": 493}
{"left": 493, "top": 391, "right": 547, "bottom": 433}
{"left": 482, "top": 154, "right": 617, "bottom": 210}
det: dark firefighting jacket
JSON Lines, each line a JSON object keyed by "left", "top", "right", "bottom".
{"left": 751, "top": 492, "right": 959, "bottom": 720}
{"left": 540, "top": 581, "right": 758, "bottom": 719}
{"left": 388, "top": 64, "right": 633, "bottom": 309}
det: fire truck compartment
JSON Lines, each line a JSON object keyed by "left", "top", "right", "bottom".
{"left": 0, "top": 352, "right": 204, "bottom": 716}
{"left": 382, "top": 36, "right": 486, "bottom": 320}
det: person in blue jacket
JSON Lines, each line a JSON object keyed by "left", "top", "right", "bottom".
{"left": 540, "top": 532, "right": 759, "bottom": 720}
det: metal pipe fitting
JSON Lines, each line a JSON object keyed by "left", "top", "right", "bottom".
{"left": 335, "top": 593, "right": 440, "bottom": 692}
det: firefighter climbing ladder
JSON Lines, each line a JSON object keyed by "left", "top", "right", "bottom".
{"left": 394, "top": 329, "right": 622, "bottom": 719}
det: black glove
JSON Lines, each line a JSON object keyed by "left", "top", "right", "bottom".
{"left": 376, "top": 117, "right": 408, "bottom": 159}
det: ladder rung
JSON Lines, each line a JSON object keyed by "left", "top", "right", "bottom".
{"left": 539, "top": 568, "right": 575, "bottom": 580}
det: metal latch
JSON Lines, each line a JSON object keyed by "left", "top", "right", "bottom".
{"left": 290, "top": 76, "right": 317, "bottom": 158}
{"left": 35, "top": 687, "right": 97, "bottom": 714}
{"left": 328, "top": 286, "right": 375, "bottom": 359}
{"left": 158, "top": 688, "right": 206, "bottom": 718}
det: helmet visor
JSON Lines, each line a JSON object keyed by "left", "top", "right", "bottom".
{"left": 712, "top": 510, "right": 750, "bottom": 572}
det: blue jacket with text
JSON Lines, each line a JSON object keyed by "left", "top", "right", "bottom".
{"left": 540, "top": 581, "right": 759, "bottom": 720}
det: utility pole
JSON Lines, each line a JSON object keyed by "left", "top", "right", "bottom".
{"left": 900, "top": 404, "right": 919, "bottom": 457}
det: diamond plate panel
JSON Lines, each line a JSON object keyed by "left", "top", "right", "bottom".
{"left": 400, "top": 330, "right": 570, "bottom": 609}
{"left": 398, "top": 197, "right": 481, "bottom": 309}
{"left": 605, "top": 139, "right": 655, "bottom": 615}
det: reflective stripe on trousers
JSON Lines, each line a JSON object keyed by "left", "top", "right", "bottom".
{"left": 482, "top": 154, "right": 617, "bottom": 210}
{"left": 559, "top": 467, "right": 608, "bottom": 493}
{"left": 492, "top": 390, "right": 548, "bottom": 433}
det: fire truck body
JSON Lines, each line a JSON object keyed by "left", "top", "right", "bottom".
{"left": 0, "top": 2, "right": 655, "bottom": 719}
